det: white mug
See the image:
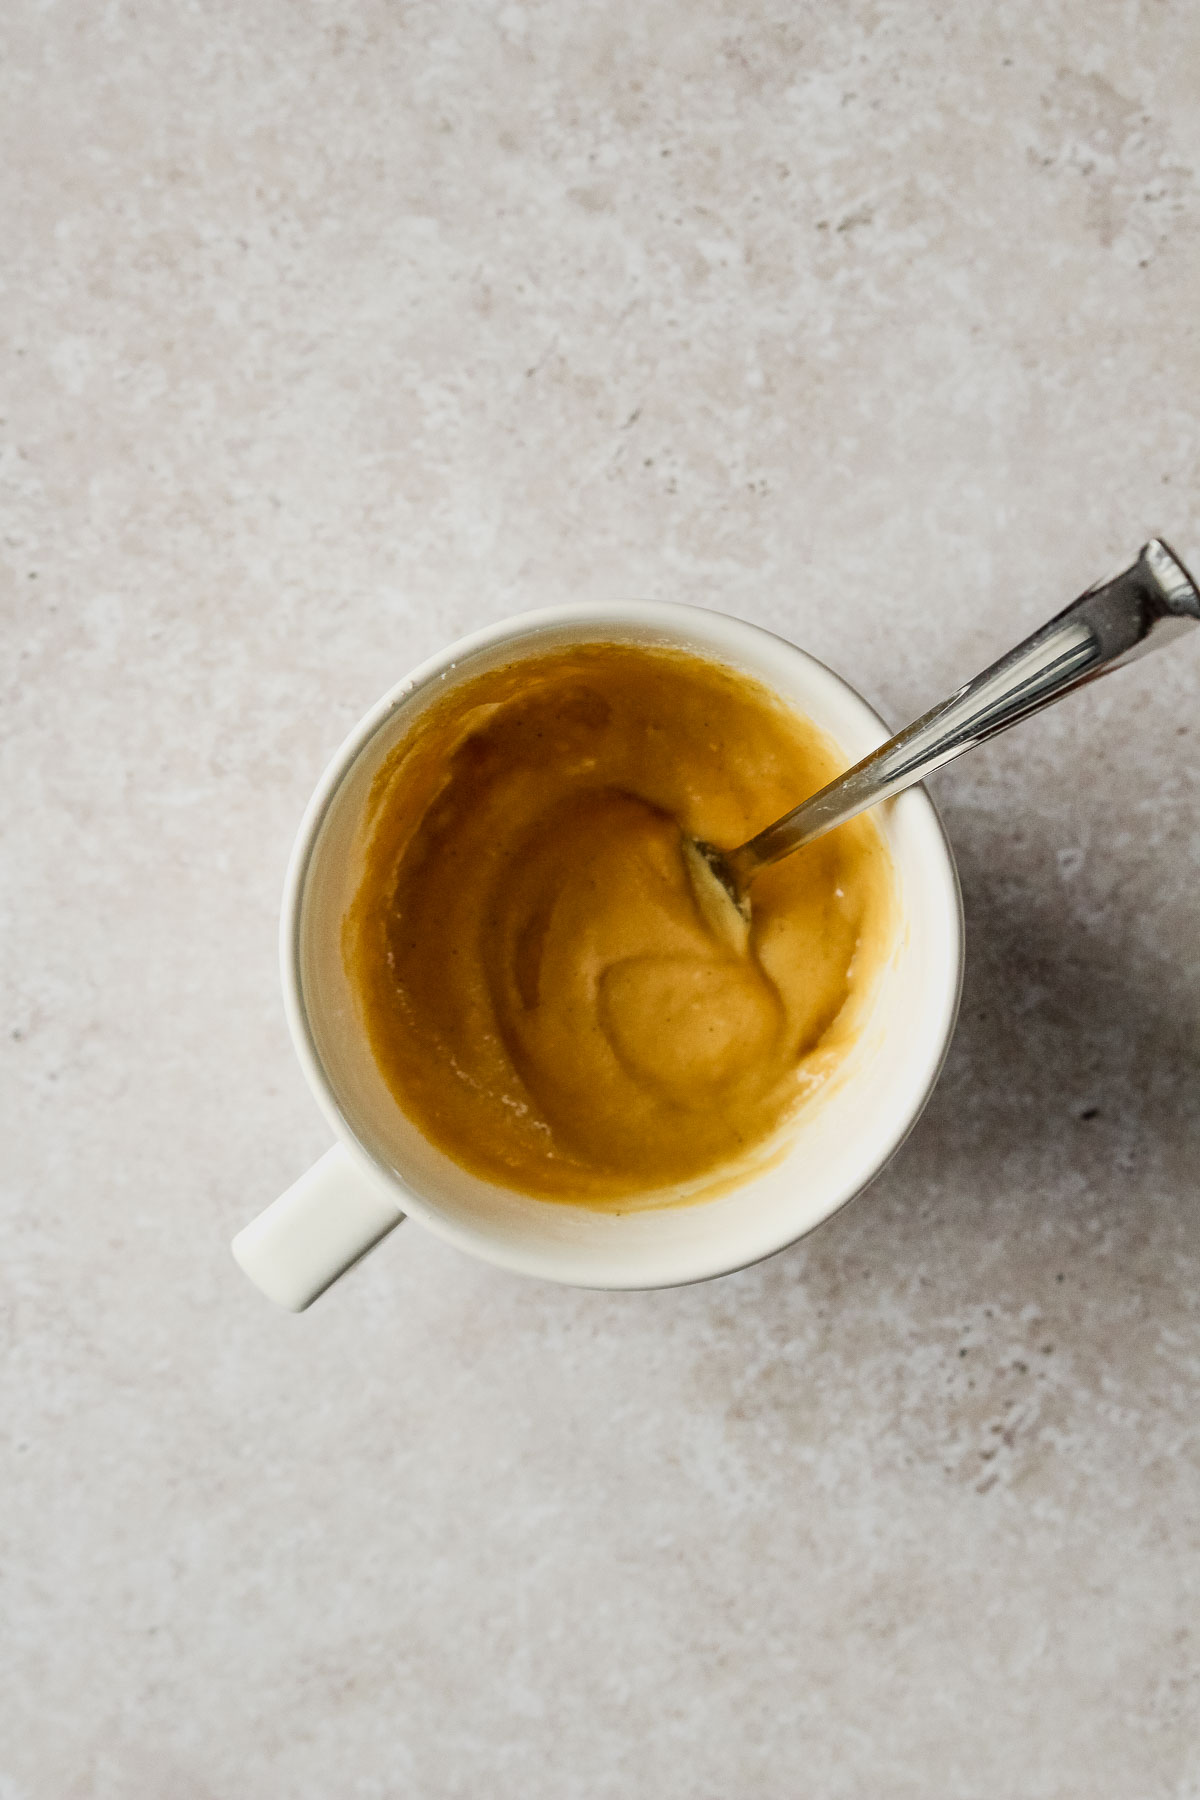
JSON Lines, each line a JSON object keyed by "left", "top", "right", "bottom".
{"left": 232, "top": 603, "right": 963, "bottom": 1310}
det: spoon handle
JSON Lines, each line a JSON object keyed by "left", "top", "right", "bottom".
{"left": 728, "top": 539, "right": 1200, "bottom": 889}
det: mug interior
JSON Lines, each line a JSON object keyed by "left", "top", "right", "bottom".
{"left": 285, "top": 604, "right": 962, "bottom": 1288}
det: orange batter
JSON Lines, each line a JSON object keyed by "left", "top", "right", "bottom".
{"left": 343, "top": 642, "right": 895, "bottom": 1206}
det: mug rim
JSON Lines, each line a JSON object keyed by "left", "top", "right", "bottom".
{"left": 280, "top": 601, "right": 964, "bottom": 1287}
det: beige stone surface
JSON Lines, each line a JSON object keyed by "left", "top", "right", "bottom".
{"left": 4, "top": 1, "right": 1200, "bottom": 1794}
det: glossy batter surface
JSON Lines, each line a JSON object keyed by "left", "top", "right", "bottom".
{"left": 344, "top": 643, "right": 895, "bottom": 1206}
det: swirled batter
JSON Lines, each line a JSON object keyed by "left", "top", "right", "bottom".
{"left": 344, "top": 643, "right": 895, "bottom": 1207}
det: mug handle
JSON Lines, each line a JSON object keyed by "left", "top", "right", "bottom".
{"left": 232, "top": 1144, "right": 406, "bottom": 1311}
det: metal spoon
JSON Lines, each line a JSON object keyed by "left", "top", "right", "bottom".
{"left": 689, "top": 539, "right": 1200, "bottom": 944}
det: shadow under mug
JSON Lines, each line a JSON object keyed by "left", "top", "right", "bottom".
{"left": 232, "top": 603, "right": 963, "bottom": 1310}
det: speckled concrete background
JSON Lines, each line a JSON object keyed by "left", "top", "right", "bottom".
{"left": 4, "top": 2, "right": 1200, "bottom": 1795}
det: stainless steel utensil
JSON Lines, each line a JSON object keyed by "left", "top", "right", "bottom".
{"left": 692, "top": 539, "right": 1200, "bottom": 933}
